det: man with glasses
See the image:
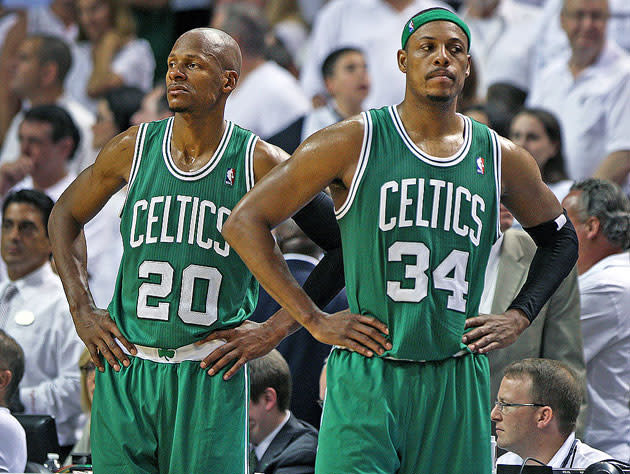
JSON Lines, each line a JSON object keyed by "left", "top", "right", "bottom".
{"left": 494, "top": 358, "right": 609, "bottom": 469}
{"left": 527, "top": 0, "right": 630, "bottom": 186}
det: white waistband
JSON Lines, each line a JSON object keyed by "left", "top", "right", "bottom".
{"left": 115, "top": 338, "right": 226, "bottom": 364}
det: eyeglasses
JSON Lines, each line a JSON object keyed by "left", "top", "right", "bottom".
{"left": 494, "top": 400, "right": 545, "bottom": 413}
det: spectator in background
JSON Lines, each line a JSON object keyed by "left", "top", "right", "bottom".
{"left": 130, "top": 85, "right": 173, "bottom": 126}
{"left": 65, "top": 348, "right": 95, "bottom": 465}
{"left": 92, "top": 85, "right": 144, "bottom": 151}
{"left": 494, "top": 359, "right": 609, "bottom": 469}
{"left": 26, "top": 0, "right": 78, "bottom": 44}
{"left": 265, "top": 0, "right": 309, "bottom": 68}
{"left": 250, "top": 219, "right": 348, "bottom": 429}
{"left": 0, "top": 7, "right": 26, "bottom": 146}
{"left": 527, "top": 0, "right": 630, "bottom": 185}
{"left": 68, "top": 0, "right": 155, "bottom": 114}
{"left": 249, "top": 350, "right": 318, "bottom": 474}
{"left": 0, "top": 330, "right": 26, "bottom": 474}
{"left": 509, "top": 108, "right": 573, "bottom": 202}
{"left": 481, "top": 204, "right": 587, "bottom": 432}
{"left": 300, "top": 0, "right": 451, "bottom": 109}
{"left": 0, "top": 106, "right": 123, "bottom": 307}
{"left": 460, "top": 0, "right": 542, "bottom": 96}
{"left": 214, "top": 3, "right": 310, "bottom": 139}
{"left": 562, "top": 179, "right": 630, "bottom": 460}
{"left": 268, "top": 47, "right": 370, "bottom": 154}
{"left": 0, "top": 34, "right": 95, "bottom": 174}
{"left": 0, "top": 190, "right": 84, "bottom": 453}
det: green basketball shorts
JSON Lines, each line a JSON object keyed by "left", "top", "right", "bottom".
{"left": 91, "top": 356, "right": 249, "bottom": 473}
{"left": 316, "top": 348, "right": 491, "bottom": 474}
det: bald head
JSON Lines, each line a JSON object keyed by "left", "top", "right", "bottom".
{"left": 175, "top": 28, "right": 242, "bottom": 75}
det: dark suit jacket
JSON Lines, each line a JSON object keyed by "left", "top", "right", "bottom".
{"left": 487, "top": 229, "right": 588, "bottom": 433}
{"left": 251, "top": 255, "right": 348, "bottom": 428}
{"left": 254, "top": 413, "right": 318, "bottom": 474}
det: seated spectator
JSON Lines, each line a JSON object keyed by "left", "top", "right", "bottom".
{"left": 485, "top": 82, "right": 526, "bottom": 137}
{"left": 268, "top": 47, "right": 369, "bottom": 154}
{"left": 0, "top": 105, "right": 124, "bottom": 306}
{"left": 527, "top": 0, "right": 630, "bottom": 185}
{"left": 214, "top": 3, "right": 310, "bottom": 139}
{"left": 0, "top": 34, "right": 95, "bottom": 174}
{"left": 65, "top": 348, "right": 95, "bottom": 465}
{"left": 130, "top": 85, "right": 173, "bottom": 126}
{"left": 251, "top": 220, "right": 347, "bottom": 429}
{"left": 249, "top": 350, "right": 318, "bottom": 474}
{"left": 68, "top": 0, "right": 155, "bottom": 114}
{"left": 494, "top": 358, "right": 610, "bottom": 468}
{"left": 562, "top": 179, "right": 630, "bottom": 460}
{"left": 0, "top": 330, "right": 26, "bottom": 474}
{"left": 462, "top": 103, "right": 489, "bottom": 126}
{"left": 0, "top": 189, "right": 84, "bottom": 453}
{"left": 509, "top": 108, "right": 573, "bottom": 202}
{"left": 481, "top": 204, "right": 587, "bottom": 432}
{"left": 92, "top": 86, "right": 144, "bottom": 151}
{"left": 300, "top": 0, "right": 451, "bottom": 109}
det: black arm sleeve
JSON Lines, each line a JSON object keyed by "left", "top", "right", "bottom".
{"left": 507, "top": 210, "right": 578, "bottom": 323}
{"left": 291, "top": 192, "right": 346, "bottom": 309}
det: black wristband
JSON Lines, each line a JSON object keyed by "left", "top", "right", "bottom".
{"left": 508, "top": 211, "right": 578, "bottom": 322}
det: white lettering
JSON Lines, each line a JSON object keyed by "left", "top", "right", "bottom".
{"left": 196, "top": 200, "right": 216, "bottom": 250}
{"left": 130, "top": 200, "right": 147, "bottom": 248}
{"left": 146, "top": 196, "right": 164, "bottom": 244}
{"left": 453, "top": 186, "right": 471, "bottom": 237}
{"left": 379, "top": 181, "right": 398, "bottom": 231}
{"left": 214, "top": 207, "right": 231, "bottom": 257}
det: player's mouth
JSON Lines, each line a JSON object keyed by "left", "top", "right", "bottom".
{"left": 168, "top": 85, "right": 190, "bottom": 94}
{"left": 426, "top": 69, "right": 455, "bottom": 81}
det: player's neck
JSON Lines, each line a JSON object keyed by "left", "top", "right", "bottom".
{"left": 397, "top": 99, "right": 461, "bottom": 140}
{"left": 171, "top": 112, "right": 227, "bottom": 167}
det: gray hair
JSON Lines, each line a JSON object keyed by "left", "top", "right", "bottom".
{"left": 570, "top": 179, "right": 630, "bottom": 250}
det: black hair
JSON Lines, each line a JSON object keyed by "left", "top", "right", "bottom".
{"left": 321, "top": 47, "right": 364, "bottom": 80}
{"left": 2, "top": 189, "right": 55, "bottom": 236}
{"left": 22, "top": 105, "right": 80, "bottom": 160}
{"left": 104, "top": 86, "right": 145, "bottom": 132}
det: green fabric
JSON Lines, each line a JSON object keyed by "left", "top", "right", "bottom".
{"left": 108, "top": 117, "right": 259, "bottom": 349}
{"left": 337, "top": 107, "right": 500, "bottom": 361}
{"left": 91, "top": 358, "right": 249, "bottom": 473}
{"left": 316, "top": 349, "right": 492, "bottom": 474}
{"left": 401, "top": 8, "right": 471, "bottom": 50}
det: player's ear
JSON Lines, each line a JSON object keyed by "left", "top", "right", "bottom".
{"left": 223, "top": 70, "right": 238, "bottom": 93}
{"left": 397, "top": 49, "right": 408, "bottom": 73}
{"left": 465, "top": 55, "right": 471, "bottom": 78}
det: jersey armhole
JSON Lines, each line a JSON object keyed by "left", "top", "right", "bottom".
{"left": 245, "top": 134, "right": 259, "bottom": 191}
{"left": 335, "top": 111, "right": 372, "bottom": 220}
{"left": 490, "top": 129, "right": 502, "bottom": 242}
{"left": 120, "top": 122, "right": 148, "bottom": 217}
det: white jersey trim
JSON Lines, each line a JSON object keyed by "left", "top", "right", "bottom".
{"left": 162, "top": 117, "right": 235, "bottom": 181}
{"left": 245, "top": 134, "right": 258, "bottom": 191}
{"left": 490, "top": 129, "right": 502, "bottom": 241}
{"left": 121, "top": 122, "right": 148, "bottom": 216}
{"left": 389, "top": 105, "right": 472, "bottom": 167}
{"left": 335, "top": 111, "right": 372, "bottom": 220}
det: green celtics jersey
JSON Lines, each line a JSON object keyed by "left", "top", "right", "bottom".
{"left": 336, "top": 106, "right": 501, "bottom": 361}
{"left": 108, "top": 117, "right": 259, "bottom": 348}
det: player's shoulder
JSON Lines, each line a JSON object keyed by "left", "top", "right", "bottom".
{"left": 103, "top": 125, "right": 141, "bottom": 157}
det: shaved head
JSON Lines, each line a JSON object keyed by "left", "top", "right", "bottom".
{"left": 175, "top": 28, "right": 242, "bottom": 75}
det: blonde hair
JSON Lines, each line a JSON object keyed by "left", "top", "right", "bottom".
{"left": 78, "top": 0, "right": 136, "bottom": 42}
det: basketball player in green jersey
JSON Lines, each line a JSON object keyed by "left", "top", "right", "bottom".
{"left": 220, "top": 8, "right": 578, "bottom": 474}
{"left": 47, "top": 29, "right": 390, "bottom": 473}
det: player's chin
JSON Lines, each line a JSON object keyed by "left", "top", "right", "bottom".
{"left": 426, "top": 92, "right": 453, "bottom": 103}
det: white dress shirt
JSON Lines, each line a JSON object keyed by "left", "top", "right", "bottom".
{"left": 0, "top": 263, "right": 84, "bottom": 446}
{"left": 300, "top": 103, "right": 343, "bottom": 143}
{"left": 66, "top": 38, "right": 155, "bottom": 114}
{"left": 497, "top": 433, "right": 611, "bottom": 468}
{"left": 527, "top": 41, "right": 630, "bottom": 181}
{"left": 578, "top": 252, "right": 630, "bottom": 460}
{"left": 300, "top": 0, "right": 451, "bottom": 110}
{"left": 225, "top": 61, "right": 310, "bottom": 139}
{"left": 8, "top": 173, "right": 125, "bottom": 308}
{"left": 26, "top": 5, "right": 78, "bottom": 43}
{"left": 0, "top": 406, "right": 27, "bottom": 473}
{"left": 254, "top": 410, "right": 291, "bottom": 462}
{"left": 0, "top": 94, "right": 96, "bottom": 175}
{"left": 462, "top": 0, "right": 542, "bottom": 95}
{"left": 479, "top": 234, "right": 504, "bottom": 314}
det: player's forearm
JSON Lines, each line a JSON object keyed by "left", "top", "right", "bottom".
{"left": 223, "top": 213, "right": 325, "bottom": 330}
{"left": 48, "top": 204, "right": 95, "bottom": 314}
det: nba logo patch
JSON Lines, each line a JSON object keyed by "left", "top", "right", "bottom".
{"left": 408, "top": 20, "right": 414, "bottom": 32}
{"left": 476, "top": 157, "right": 485, "bottom": 175}
{"left": 225, "top": 168, "right": 236, "bottom": 185}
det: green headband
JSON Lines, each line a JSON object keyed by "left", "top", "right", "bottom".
{"left": 401, "top": 8, "right": 471, "bottom": 51}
